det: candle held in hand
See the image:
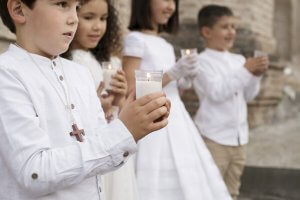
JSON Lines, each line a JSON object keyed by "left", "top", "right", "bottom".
{"left": 102, "top": 62, "right": 119, "bottom": 91}
{"left": 135, "top": 70, "right": 163, "bottom": 99}
{"left": 180, "top": 48, "right": 197, "bottom": 57}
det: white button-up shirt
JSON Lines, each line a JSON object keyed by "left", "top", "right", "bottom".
{"left": 0, "top": 44, "right": 137, "bottom": 200}
{"left": 193, "top": 48, "right": 261, "bottom": 146}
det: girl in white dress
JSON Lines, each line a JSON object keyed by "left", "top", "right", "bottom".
{"left": 64, "top": 0, "right": 138, "bottom": 199}
{"left": 123, "top": 0, "right": 232, "bottom": 200}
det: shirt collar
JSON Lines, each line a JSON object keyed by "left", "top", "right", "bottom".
{"left": 8, "top": 44, "right": 60, "bottom": 66}
{"left": 205, "top": 48, "right": 229, "bottom": 59}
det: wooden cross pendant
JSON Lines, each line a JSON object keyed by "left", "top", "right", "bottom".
{"left": 70, "top": 124, "right": 85, "bottom": 142}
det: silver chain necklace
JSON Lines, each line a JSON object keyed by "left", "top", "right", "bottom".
{"left": 15, "top": 44, "right": 85, "bottom": 142}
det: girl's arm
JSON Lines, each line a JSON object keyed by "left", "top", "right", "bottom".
{"left": 123, "top": 56, "right": 142, "bottom": 94}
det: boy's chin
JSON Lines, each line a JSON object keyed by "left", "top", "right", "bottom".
{"left": 55, "top": 46, "right": 70, "bottom": 56}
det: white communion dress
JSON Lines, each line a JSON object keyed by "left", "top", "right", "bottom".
{"left": 72, "top": 49, "right": 139, "bottom": 200}
{"left": 123, "top": 31, "right": 232, "bottom": 200}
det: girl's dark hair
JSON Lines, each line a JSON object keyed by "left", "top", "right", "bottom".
{"left": 90, "top": 0, "right": 122, "bottom": 62}
{"left": 128, "top": 0, "right": 179, "bottom": 34}
{"left": 198, "top": 5, "right": 233, "bottom": 30}
{"left": 0, "top": 0, "right": 36, "bottom": 33}
{"left": 63, "top": 0, "right": 122, "bottom": 62}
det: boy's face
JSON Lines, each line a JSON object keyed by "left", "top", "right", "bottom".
{"left": 72, "top": 0, "right": 108, "bottom": 50}
{"left": 202, "top": 16, "right": 237, "bottom": 51}
{"left": 21, "top": 0, "right": 79, "bottom": 57}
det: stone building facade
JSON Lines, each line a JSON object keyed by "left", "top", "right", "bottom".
{"left": 1, "top": 0, "right": 299, "bottom": 126}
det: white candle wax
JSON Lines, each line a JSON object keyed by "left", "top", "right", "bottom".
{"left": 180, "top": 48, "right": 197, "bottom": 57}
{"left": 103, "top": 68, "right": 117, "bottom": 90}
{"left": 136, "top": 80, "right": 162, "bottom": 98}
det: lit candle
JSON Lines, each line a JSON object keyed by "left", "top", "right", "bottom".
{"left": 180, "top": 48, "right": 197, "bottom": 57}
{"left": 135, "top": 70, "right": 163, "bottom": 99}
{"left": 254, "top": 50, "right": 268, "bottom": 58}
{"left": 102, "top": 62, "right": 118, "bottom": 91}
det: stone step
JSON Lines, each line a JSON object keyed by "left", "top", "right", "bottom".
{"left": 240, "top": 166, "right": 300, "bottom": 200}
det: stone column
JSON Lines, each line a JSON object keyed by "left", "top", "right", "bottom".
{"left": 291, "top": 0, "right": 300, "bottom": 64}
{"left": 0, "top": 19, "right": 15, "bottom": 53}
{"left": 114, "top": 0, "right": 131, "bottom": 32}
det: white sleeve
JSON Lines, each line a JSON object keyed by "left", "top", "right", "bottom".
{"left": 0, "top": 65, "right": 136, "bottom": 197}
{"left": 123, "top": 32, "right": 145, "bottom": 58}
{"left": 243, "top": 75, "right": 262, "bottom": 102}
{"left": 193, "top": 58, "right": 254, "bottom": 103}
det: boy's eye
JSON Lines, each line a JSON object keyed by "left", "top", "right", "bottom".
{"left": 56, "top": 1, "right": 68, "bottom": 8}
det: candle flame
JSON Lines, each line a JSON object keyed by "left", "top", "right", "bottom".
{"left": 186, "top": 49, "right": 190, "bottom": 55}
{"left": 108, "top": 64, "right": 112, "bottom": 69}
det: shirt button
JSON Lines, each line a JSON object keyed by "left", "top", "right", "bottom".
{"left": 59, "top": 75, "right": 64, "bottom": 81}
{"left": 71, "top": 104, "right": 75, "bottom": 109}
{"left": 31, "top": 173, "right": 38, "bottom": 180}
{"left": 53, "top": 61, "right": 56, "bottom": 66}
{"left": 123, "top": 151, "right": 129, "bottom": 157}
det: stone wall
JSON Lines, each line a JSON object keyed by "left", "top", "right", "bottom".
{"left": 0, "top": 19, "right": 15, "bottom": 53}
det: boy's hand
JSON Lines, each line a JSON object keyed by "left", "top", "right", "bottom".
{"left": 109, "top": 69, "right": 128, "bottom": 106}
{"left": 245, "top": 56, "right": 269, "bottom": 76}
{"left": 119, "top": 91, "right": 169, "bottom": 142}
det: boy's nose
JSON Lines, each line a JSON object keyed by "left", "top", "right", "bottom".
{"left": 67, "top": 10, "right": 79, "bottom": 26}
{"left": 229, "top": 28, "right": 236, "bottom": 35}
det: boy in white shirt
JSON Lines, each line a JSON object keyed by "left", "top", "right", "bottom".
{"left": 193, "top": 5, "right": 269, "bottom": 200}
{"left": 0, "top": 0, "right": 170, "bottom": 199}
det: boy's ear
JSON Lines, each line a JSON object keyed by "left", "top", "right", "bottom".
{"left": 201, "top": 27, "right": 212, "bottom": 39}
{"left": 7, "top": 0, "right": 26, "bottom": 24}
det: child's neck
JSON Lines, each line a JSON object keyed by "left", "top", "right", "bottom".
{"left": 206, "top": 44, "right": 228, "bottom": 52}
{"left": 15, "top": 38, "right": 56, "bottom": 59}
{"left": 142, "top": 20, "right": 159, "bottom": 35}
{"left": 69, "top": 42, "right": 89, "bottom": 52}
{"left": 142, "top": 29, "right": 158, "bottom": 36}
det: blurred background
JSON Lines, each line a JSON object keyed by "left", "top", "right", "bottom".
{"left": 1, "top": 0, "right": 299, "bottom": 199}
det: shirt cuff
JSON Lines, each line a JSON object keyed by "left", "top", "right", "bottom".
{"left": 99, "top": 119, "right": 137, "bottom": 167}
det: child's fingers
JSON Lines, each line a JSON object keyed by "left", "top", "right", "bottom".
{"left": 112, "top": 70, "right": 127, "bottom": 82}
{"left": 97, "top": 81, "right": 105, "bottom": 96}
{"left": 110, "top": 87, "right": 127, "bottom": 95}
{"left": 116, "top": 69, "right": 126, "bottom": 75}
{"left": 165, "top": 99, "right": 171, "bottom": 113}
{"left": 136, "top": 92, "right": 165, "bottom": 106}
{"left": 110, "top": 79, "right": 127, "bottom": 89}
{"left": 148, "top": 117, "right": 169, "bottom": 132}
{"left": 143, "top": 96, "right": 167, "bottom": 114}
{"left": 147, "top": 105, "right": 168, "bottom": 120}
